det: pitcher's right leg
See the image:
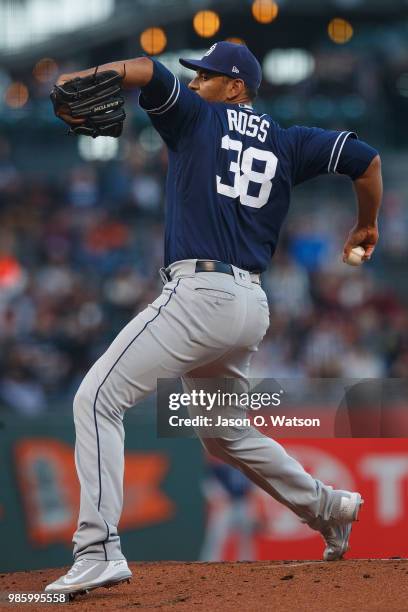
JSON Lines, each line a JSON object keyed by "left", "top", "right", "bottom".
{"left": 71, "top": 277, "right": 245, "bottom": 562}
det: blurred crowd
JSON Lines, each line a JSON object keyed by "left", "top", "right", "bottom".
{"left": 0, "top": 134, "right": 407, "bottom": 415}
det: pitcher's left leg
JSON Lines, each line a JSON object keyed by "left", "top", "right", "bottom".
{"left": 182, "top": 355, "right": 324, "bottom": 523}
{"left": 182, "top": 345, "right": 362, "bottom": 553}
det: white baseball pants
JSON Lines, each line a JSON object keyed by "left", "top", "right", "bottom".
{"left": 72, "top": 259, "right": 335, "bottom": 560}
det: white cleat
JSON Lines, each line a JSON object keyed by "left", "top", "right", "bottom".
{"left": 320, "top": 492, "right": 364, "bottom": 561}
{"left": 307, "top": 490, "right": 364, "bottom": 561}
{"left": 44, "top": 558, "right": 132, "bottom": 595}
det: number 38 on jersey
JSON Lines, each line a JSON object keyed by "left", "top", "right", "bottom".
{"left": 216, "top": 109, "right": 278, "bottom": 209}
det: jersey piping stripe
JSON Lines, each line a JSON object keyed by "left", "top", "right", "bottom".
{"left": 144, "top": 74, "right": 178, "bottom": 113}
{"left": 327, "top": 131, "right": 346, "bottom": 173}
{"left": 147, "top": 77, "right": 181, "bottom": 115}
{"left": 328, "top": 131, "right": 355, "bottom": 173}
{"left": 148, "top": 79, "right": 181, "bottom": 116}
{"left": 333, "top": 132, "right": 353, "bottom": 173}
{"left": 92, "top": 277, "right": 182, "bottom": 548}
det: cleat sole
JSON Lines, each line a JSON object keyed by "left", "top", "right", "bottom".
{"left": 66, "top": 576, "right": 131, "bottom": 599}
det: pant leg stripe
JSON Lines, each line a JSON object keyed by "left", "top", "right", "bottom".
{"left": 92, "top": 278, "right": 182, "bottom": 527}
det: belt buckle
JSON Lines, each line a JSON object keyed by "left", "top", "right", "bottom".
{"left": 159, "top": 267, "right": 170, "bottom": 284}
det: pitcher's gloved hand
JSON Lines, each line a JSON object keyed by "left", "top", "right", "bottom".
{"left": 50, "top": 69, "right": 126, "bottom": 138}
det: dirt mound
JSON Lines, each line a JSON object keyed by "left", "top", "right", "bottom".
{"left": 0, "top": 559, "right": 407, "bottom": 611}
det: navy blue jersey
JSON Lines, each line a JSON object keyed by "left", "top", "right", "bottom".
{"left": 139, "top": 60, "right": 378, "bottom": 272}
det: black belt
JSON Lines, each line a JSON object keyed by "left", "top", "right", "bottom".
{"left": 161, "top": 260, "right": 261, "bottom": 284}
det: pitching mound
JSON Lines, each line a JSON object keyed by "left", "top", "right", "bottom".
{"left": 1, "top": 559, "right": 407, "bottom": 611}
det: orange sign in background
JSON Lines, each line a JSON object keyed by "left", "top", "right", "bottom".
{"left": 14, "top": 439, "right": 174, "bottom": 548}
{"left": 0, "top": 419, "right": 204, "bottom": 572}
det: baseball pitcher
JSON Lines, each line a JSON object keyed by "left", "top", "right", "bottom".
{"left": 46, "top": 42, "right": 382, "bottom": 596}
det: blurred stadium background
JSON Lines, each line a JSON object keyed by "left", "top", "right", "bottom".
{"left": 0, "top": 0, "right": 407, "bottom": 571}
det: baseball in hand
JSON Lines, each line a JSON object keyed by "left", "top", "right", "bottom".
{"left": 345, "top": 246, "right": 365, "bottom": 266}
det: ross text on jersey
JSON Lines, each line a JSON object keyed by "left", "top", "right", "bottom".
{"left": 226, "top": 108, "right": 270, "bottom": 143}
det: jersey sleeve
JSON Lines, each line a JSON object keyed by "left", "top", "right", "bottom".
{"left": 286, "top": 126, "right": 376, "bottom": 185}
{"left": 138, "top": 59, "right": 207, "bottom": 150}
{"left": 335, "top": 136, "right": 378, "bottom": 180}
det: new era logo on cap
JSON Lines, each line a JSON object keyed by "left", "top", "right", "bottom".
{"left": 232, "top": 66, "right": 240, "bottom": 73}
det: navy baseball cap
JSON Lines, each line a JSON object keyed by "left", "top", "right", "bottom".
{"left": 179, "top": 41, "right": 262, "bottom": 90}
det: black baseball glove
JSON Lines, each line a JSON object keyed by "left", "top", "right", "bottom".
{"left": 50, "top": 68, "right": 126, "bottom": 138}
